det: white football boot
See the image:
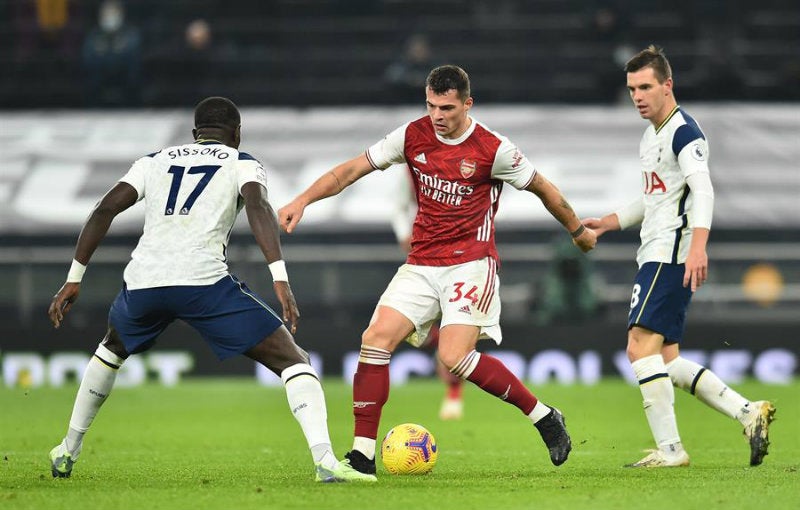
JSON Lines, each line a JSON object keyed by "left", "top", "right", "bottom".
{"left": 626, "top": 449, "right": 690, "bottom": 468}
{"left": 743, "top": 400, "right": 776, "bottom": 466}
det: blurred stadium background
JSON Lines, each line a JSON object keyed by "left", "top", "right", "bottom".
{"left": 1, "top": 0, "right": 798, "bottom": 387}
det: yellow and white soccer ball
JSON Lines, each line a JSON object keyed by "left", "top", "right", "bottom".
{"left": 381, "top": 423, "right": 438, "bottom": 475}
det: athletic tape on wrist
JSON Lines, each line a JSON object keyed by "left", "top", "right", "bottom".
{"left": 66, "top": 259, "right": 86, "bottom": 283}
{"left": 268, "top": 260, "right": 289, "bottom": 282}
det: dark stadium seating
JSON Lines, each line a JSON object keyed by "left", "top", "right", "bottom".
{"left": 1, "top": 0, "right": 798, "bottom": 107}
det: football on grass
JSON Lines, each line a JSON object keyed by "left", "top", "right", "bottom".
{"left": 381, "top": 423, "right": 438, "bottom": 475}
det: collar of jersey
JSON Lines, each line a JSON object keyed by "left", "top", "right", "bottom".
{"left": 434, "top": 116, "right": 477, "bottom": 145}
{"left": 655, "top": 106, "right": 680, "bottom": 134}
{"left": 195, "top": 139, "right": 224, "bottom": 145}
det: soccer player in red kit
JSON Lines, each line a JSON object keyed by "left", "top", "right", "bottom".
{"left": 392, "top": 169, "right": 465, "bottom": 420}
{"left": 279, "top": 65, "right": 597, "bottom": 476}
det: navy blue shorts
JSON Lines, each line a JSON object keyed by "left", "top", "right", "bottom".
{"left": 627, "top": 262, "right": 693, "bottom": 343}
{"left": 109, "top": 275, "right": 283, "bottom": 360}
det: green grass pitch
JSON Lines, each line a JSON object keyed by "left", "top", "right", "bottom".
{"left": 1, "top": 378, "right": 797, "bottom": 510}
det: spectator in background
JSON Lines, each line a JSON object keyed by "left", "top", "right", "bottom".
{"left": 181, "top": 18, "right": 214, "bottom": 102}
{"left": 144, "top": 15, "right": 241, "bottom": 106}
{"left": 12, "top": 0, "right": 84, "bottom": 60}
{"left": 186, "top": 18, "right": 212, "bottom": 53}
{"left": 82, "top": 0, "right": 141, "bottom": 107}
{"left": 177, "top": 17, "right": 242, "bottom": 104}
{"left": 383, "top": 34, "right": 437, "bottom": 103}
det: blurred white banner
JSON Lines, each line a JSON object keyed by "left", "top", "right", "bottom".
{"left": 1, "top": 104, "right": 798, "bottom": 233}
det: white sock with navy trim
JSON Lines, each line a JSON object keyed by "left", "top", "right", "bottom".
{"left": 666, "top": 356, "right": 752, "bottom": 424}
{"left": 64, "top": 343, "right": 125, "bottom": 458}
{"left": 631, "top": 354, "right": 683, "bottom": 456}
{"left": 281, "top": 363, "right": 336, "bottom": 469}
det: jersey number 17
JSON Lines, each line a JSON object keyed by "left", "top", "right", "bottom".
{"left": 165, "top": 165, "right": 221, "bottom": 215}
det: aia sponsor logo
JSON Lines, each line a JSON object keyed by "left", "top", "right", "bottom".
{"left": 644, "top": 170, "right": 667, "bottom": 194}
{"left": 459, "top": 158, "right": 477, "bottom": 179}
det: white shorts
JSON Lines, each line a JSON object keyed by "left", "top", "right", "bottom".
{"left": 375, "top": 257, "right": 502, "bottom": 347}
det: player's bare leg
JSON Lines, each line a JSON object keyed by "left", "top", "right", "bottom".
{"left": 426, "top": 325, "right": 464, "bottom": 420}
{"left": 440, "top": 325, "right": 571, "bottom": 466}
{"left": 437, "top": 358, "right": 464, "bottom": 420}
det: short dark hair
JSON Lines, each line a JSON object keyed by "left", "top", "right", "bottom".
{"left": 194, "top": 96, "right": 241, "bottom": 131}
{"left": 426, "top": 65, "right": 471, "bottom": 101}
{"left": 624, "top": 45, "right": 672, "bottom": 83}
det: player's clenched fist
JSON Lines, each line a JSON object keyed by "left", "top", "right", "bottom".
{"left": 278, "top": 201, "right": 305, "bottom": 234}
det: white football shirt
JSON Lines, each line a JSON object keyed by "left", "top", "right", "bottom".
{"left": 119, "top": 141, "right": 267, "bottom": 289}
{"left": 635, "top": 106, "right": 712, "bottom": 266}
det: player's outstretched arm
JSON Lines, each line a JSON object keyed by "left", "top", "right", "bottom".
{"left": 525, "top": 172, "right": 596, "bottom": 253}
{"left": 242, "top": 181, "right": 300, "bottom": 333}
{"left": 584, "top": 197, "right": 643, "bottom": 239}
{"left": 582, "top": 214, "right": 621, "bottom": 238}
{"left": 278, "top": 154, "right": 376, "bottom": 233}
{"left": 48, "top": 182, "right": 139, "bottom": 328}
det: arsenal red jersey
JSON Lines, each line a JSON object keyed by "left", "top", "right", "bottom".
{"left": 367, "top": 116, "right": 536, "bottom": 266}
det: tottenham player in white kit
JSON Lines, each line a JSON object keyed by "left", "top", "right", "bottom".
{"left": 584, "top": 46, "right": 775, "bottom": 468}
{"left": 47, "top": 97, "right": 374, "bottom": 482}
{"left": 280, "top": 65, "right": 597, "bottom": 477}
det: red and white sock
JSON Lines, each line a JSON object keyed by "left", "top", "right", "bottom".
{"left": 351, "top": 345, "right": 391, "bottom": 460}
{"left": 452, "top": 350, "right": 538, "bottom": 415}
